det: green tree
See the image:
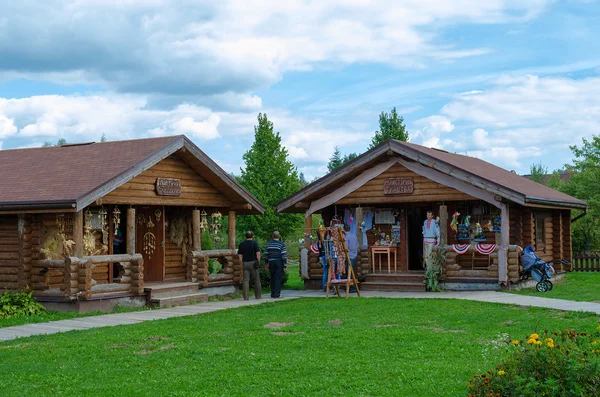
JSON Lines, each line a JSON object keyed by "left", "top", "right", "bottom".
{"left": 327, "top": 146, "right": 343, "bottom": 172}
{"left": 562, "top": 136, "right": 600, "bottom": 252}
{"left": 342, "top": 152, "right": 358, "bottom": 163}
{"left": 237, "top": 113, "right": 303, "bottom": 242}
{"left": 57, "top": 138, "right": 67, "bottom": 146}
{"left": 100, "top": 133, "right": 107, "bottom": 142}
{"left": 299, "top": 172, "right": 308, "bottom": 187}
{"left": 528, "top": 162, "right": 548, "bottom": 184}
{"left": 369, "top": 107, "right": 409, "bottom": 149}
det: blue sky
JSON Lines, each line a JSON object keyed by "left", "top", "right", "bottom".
{"left": 1, "top": 0, "right": 599, "bottom": 180}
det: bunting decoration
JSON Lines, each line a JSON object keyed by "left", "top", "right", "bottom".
{"left": 475, "top": 243, "right": 497, "bottom": 255}
{"left": 452, "top": 244, "right": 471, "bottom": 254}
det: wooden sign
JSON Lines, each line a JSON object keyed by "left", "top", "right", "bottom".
{"left": 155, "top": 178, "right": 181, "bottom": 196}
{"left": 384, "top": 177, "right": 413, "bottom": 195}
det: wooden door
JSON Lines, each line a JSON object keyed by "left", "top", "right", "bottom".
{"left": 136, "top": 206, "right": 165, "bottom": 282}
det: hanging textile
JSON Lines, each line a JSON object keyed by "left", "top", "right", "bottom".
{"left": 330, "top": 227, "right": 346, "bottom": 273}
{"left": 344, "top": 208, "right": 356, "bottom": 234}
{"left": 475, "top": 243, "right": 497, "bottom": 255}
{"left": 452, "top": 244, "right": 471, "bottom": 254}
{"left": 362, "top": 209, "right": 373, "bottom": 248}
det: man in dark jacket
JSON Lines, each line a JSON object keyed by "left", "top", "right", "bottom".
{"left": 264, "top": 231, "right": 286, "bottom": 299}
{"left": 237, "top": 231, "right": 261, "bottom": 300}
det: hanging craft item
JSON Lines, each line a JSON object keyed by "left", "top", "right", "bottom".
{"left": 473, "top": 223, "right": 486, "bottom": 242}
{"left": 57, "top": 213, "right": 65, "bottom": 234}
{"left": 210, "top": 210, "right": 222, "bottom": 236}
{"left": 452, "top": 244, "right": 471, "bottom": 254}
{"left": 147, "top": 218, "right": 155, "bottom": 229}
{"left": 98, "top": 207, "right": 108, "bottom": 245}
{"left": 85, "top": 208, "right": 93, "bottom": 231}
{"left": 155, "top": 209, "right": 162, "bottom": 222}
{"left": 200, "top": 210, "right": 209, "bottom": 230}
{"left": 475, "top": 243, "right": 497, "bottom": 255}
{"left": 113, "top": 206, "right": 121, "bottom": 235}
{"left": 450, "top": 212, "right": 460, "bottom": 234}
{"left": 137, "top": 214, "right": 146, "bottom": 226}
{"left": 143, "top": 232, "right": 156, "bottom": 258}
{"left": 493, "top": 216, "right": 501, "bottom": 232}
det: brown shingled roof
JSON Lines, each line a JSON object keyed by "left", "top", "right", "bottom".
{"left": 0, "top": 136, "right": 179, "bottom": 207}
{"left": 0, "top": 135, "right": 265, "bottom": 214}
{"left": 396, "top": 140, "right": 585, "bottom": 207}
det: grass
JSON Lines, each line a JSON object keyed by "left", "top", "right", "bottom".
{"left": 506, "top": 271, "right": 600, "bottom": 302}
{"left": 0, "top": 304, "right": 150, "bottom": 329}
{"left": 0, "top": 298, "right": 598, "bottom": 396}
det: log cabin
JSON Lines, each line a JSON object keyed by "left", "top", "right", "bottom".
{"left": 277, "top": 140, "right": 587, "bottom": 291}
{"left": 0, "top": 135, "right": 264, "bottom": 310}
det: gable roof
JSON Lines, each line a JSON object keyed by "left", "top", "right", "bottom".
{"left": 0, "top": 135, "right": 264, "bottom": 214}
{"left": 277, "top": 139, "right": 587, "bottom": 213}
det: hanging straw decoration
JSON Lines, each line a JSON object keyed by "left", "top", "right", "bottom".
{"left": 113, "top": 206, "right": 121, "bottom": 235}
{"left": 200, "top": 209, "right": 209, "bottom": 230}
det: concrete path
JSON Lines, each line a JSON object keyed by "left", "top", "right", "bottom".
{"left": 1, "top": 291, "right": 600, "bottom": 342}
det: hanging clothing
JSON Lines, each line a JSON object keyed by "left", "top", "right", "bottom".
{"left": 344, "top": 208, "right": 356, "bottom": 234}
{"left": 362, "top": 209, "right": 374, "bottom": 248}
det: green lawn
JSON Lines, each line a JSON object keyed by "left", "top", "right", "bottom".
{"left": 506, "top": 271, "right": 600, "bottom": 302}
{"left": 1, "top": 298, "right": 598, "bottom": 396}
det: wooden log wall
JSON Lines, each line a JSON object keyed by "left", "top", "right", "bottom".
{"left": 165, "top": 239, "right": 186, "bottom": 281}
{"left": 0, "top": 215, "right": 20, "bottom": 289}
{"left": 335, "top": 163, "right": 476, "bottom": 205}
{"left": 522, "top": 208, "right": 534, "bottom": 249}
{"left": 102, "top": 154, "right": 232, "bottom": 208}
{"left": 509, "top": 205, "right": 522, "bottom": 246}
{"left": 305, "top": 248, "right": 370, "bottom": 284}
{"left": 562, "top": 211, "right": 572, "bottom": 264}
{"left": 188, "top": 249, "right": 241, "bottom": 287}
{"left": 442, "top": 245, "right": 520, "bottom": 281}
{"left": 17, "top": 215, "right": 33, "bottom": 290}
{"left": 552, "top": 210, "right": 564, "bottom": 261}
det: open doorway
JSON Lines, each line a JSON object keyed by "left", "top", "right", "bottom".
{"left": 406, "top": 204, "right": 429, "bottom": 270}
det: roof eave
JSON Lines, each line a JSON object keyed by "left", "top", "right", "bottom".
{"left": 524, "top": 196, "right": 588, "bottom": 210}
{"left": 0, "top": 200, "right": 77, "bottom": 213}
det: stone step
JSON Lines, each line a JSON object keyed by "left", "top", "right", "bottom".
{"left": 150, "top": 293, "right": 208, "bottom": 308}
{"left": 365, "top": 273, "right": 425, "bottom": 283}
{"left": 360, "top": 281, "right": 426, "bottom": 292}
{"left": 144, "top": 282, "right": 200, "bottom": 300}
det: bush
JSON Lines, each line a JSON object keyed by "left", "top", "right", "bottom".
{"left": 424, "top": 249, "right": 445, "bottom": 291}
{"left": 0, "top": 289, "right": 46, "bottom": 318}
{"left": 468, "top": 327, "right": 600, "bottom": 397}
{"left": 257, "top": 264, "right": 289, "bottom": 289}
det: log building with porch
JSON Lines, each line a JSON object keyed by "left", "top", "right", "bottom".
{"left": 0, "top": 135, "right": 264, "bottom": 310}
{"left": 277, "top": 140, "right": 587, "bottom": 291}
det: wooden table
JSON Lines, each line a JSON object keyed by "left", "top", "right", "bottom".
{"left": 371, "top": 246, "right": 397, "bottom": 273}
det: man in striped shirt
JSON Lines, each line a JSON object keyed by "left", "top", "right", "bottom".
{"left": 265, "top": 231, "right": 287, "bottom": 299}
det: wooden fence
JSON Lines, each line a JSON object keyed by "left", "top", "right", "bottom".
{"left": 573, "top": 252, "right": 600, "bottom": 272}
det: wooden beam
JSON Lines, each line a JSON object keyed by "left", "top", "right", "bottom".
{"left": 73, "top": 210, "right": 84, "bottom": 258}
{"left": 439, "top": 205, "right": 448, "bottom": 246}
{"left": 228, "top": 211, "right": 236, "bottom": 250}
{"left": 294, "top": 202, "right": 310, "bottom": 209}
{"left": 230, "top": 203, "right": 252, "bottom": 211}
{"left": 497, "top": 203, "right": 510, "bottom": 285}
{"left": 304, "top": 215, "right": 312, "bottom": 248}
{"left": 126, "top": 207, "right": 136, "bottom": 255}
{"left": 192, "top": 209, "right": 202, "bottom": 251}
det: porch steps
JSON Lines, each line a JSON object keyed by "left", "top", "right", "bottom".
{"left": 144, "top": 282, "right": 208, "bottom": 308}
{"left": 150, "top": 293, "right": 208, "bottom": 308}
{"left": 360, "top": 272, "right": 426, "bottom": 292}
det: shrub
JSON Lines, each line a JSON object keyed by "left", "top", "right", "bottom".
{"left": 0, "top": 289, "right": 46, "bottom": 318}
{"left": 257, "top": 264, "right": 288, "bottom": 288}
{"left": 468, "top": 327, "right": 600, "bottom": 397}
{"left": 424, "top": 249, "right": 445, "bottom": 291}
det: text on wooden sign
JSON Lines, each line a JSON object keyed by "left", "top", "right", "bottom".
{"left": 155, "top": 178, "right": 181, "bottom": 196}
{"left": 384, "top": 177, "right": 414, "bottom": 194}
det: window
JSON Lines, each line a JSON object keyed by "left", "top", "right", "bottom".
{"left": 535, "top": 213, "right": 549, "bottom": 249}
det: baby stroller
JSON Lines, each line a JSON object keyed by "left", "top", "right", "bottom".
{"left": 519, "top": 246, "right": 565, "bottom": 292}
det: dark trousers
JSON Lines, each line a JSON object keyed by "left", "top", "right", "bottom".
{"left": 242, "top": 261, "right": 262, "bottom": 300}
{"left": 269, "top": 259, "right": 283, "bottom": 298}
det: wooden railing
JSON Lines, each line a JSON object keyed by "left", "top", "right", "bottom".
{"left": 573, "top": 252, "right": 600, "bottom": 272}
{"left": 187, "top": 249, "right": 242, "bottom": 288}
{"left": 32, "top": 254, "right": 143, "bottom": 300}
{"left": 441, "top": 245, "right": 521, "bottom": 281}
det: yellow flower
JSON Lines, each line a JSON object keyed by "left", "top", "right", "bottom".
{"left": 547, "top": 342, "right": 555, "bottom": 348}
{"left": 552, "top": 360, "right": 557, "bottom": 364}
{"left": 511, "top": 340, "right": 520, "bottom": 345}
{"left": 527, "top": 339, "right": 536, "bottom": 344}
{"left": 592, "top": 341, "right": 597, "bottom": 345}
{"left": 544, "top": 338, "right": 554, "bottom": 344}
{"left": 536, "top": 340, "right": 542, "bottom": 345}
{"left": 529, "top": 333, "right": 539, "bottom": 340}
{"left": 497, "top": 370, "right": 505, "bottom": 376}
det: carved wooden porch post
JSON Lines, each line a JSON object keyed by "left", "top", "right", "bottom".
{"left": 355, "top": 207, "right": 364, "bottom": 247}
{"left": 73, "top": 210, "right": 83, "bottom": 258}
{"left": 228, "top": 211, "right": 236, "bottom": 250}
{"left": 498, "top": 203, "right": 510, "bottom": 285}
{"left": 192, "top": 209, "right": 201, "bottom": 251}
{"left": 439, "top": 205, "right": 448, "bottom": 246}
{"left": 304, "top": 214, "right": 312, "bottom": 248}
{"left": 127, "top": 207, "right": 136, "bottom": 255}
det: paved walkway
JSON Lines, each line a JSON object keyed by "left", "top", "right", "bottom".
{"left": 1, "top": 291, "right": 600, "bottom": 342}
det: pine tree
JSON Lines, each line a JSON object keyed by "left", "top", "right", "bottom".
{"left": 327, "top": 146, "right": 343, "bottom": 171}
{"left": 237, "top": 113, "right": 303, "bottom": 242}
{"left": 369, "top": 107, "right": 409, "bottom": 149}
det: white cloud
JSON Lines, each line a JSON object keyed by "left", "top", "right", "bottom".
{"left": 0, "top": 1, "right": 550, "bottom": 97}
{"left": 0, "top": 94, "right": 223, "bottom": 143}
{"left": 411, "top": 75, "right": 600, "bottom": 171}
{"left": 0, "top": 114, "right": 17, "bottom": 138}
